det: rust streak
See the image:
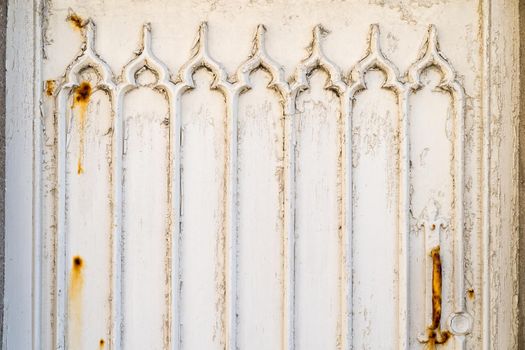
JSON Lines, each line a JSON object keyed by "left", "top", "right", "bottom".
{"left": 99, "top": 338, "right": 105, "bottom": 349}
{"left": 73, "top": 82, "right": 92, "bottom": 174}
{"left": 67, "top": 11, "right": 85, "bottom": 30}
{"left": 424, "top": 247, "right": 451, "bottom": 348}
{"left": 467, "top": 288, "right": 475, "bottom": 300}
{"left": 69, "top": 256, "right": 84, "bottom": 349}
{"left": 45, "top": 80, "right": 56, "bottom": 97}
{"left": 431, "top": 246, "right": 442, "bottom": 330}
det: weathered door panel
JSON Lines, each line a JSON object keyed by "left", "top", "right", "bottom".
{"left": 294, "top": 70, "right": 342, "bottom": 349}
{"left": 4, "top": 0, "right": 518, "bottom": 349}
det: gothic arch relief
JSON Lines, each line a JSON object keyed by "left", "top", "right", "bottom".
{"left": 292, "top": 24, "right": 346, "bottom": 350}
{"left": 407, "top": 25, "right": 471, "bottom": 350}
{"left": 234, "top": 25, "right": 287, "bottom": 350}
{"left": 45, "top": 17, "right": 472, "bottom": 349}
{"left": 346, "top": 23, "right": 408, "bottom": 350}
{"left": 53, "top": 20, "right": 117, "bottom": 350}
{"left": 119, "top": 23, "right": 177, "bottom": 350}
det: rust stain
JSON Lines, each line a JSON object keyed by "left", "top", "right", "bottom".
{"left": 430, "top": 247, "right": 442, "bottom": 330}
{"left": 69, "top": 256, "right": 84, "bottom": 349}
{"left": 73, "top": 82, "right": 92, "bottom": 174}
{"left": 99, "top": 338, "right": 105, "bottom": 348}
{"left": 75, "top": 82, "right": 91, "bottom": 103}
{"left": 67, "top": 11, "right": 85, "bottom": 30}
{"left": 45, "top": 80, "right": 56, "bottom": 97}
{"left": 424, "top": 247, "right": 451, "bottom": 348}
{"left": 467, "top": 288, "right": 475, "bottom": 300}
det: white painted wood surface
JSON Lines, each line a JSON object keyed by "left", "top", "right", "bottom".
{"left": 4, "top": 0, "right": 521, "bottom": 349}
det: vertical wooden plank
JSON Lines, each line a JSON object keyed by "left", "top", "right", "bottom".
{"left": 408, "top": 68, "right": 454, "bottom": 347}
{"left": 347, "top": 25, "right": 404, "bottom": 349}
{"left": 65, "top": 84, "right": 113, "bottom": 349}
{"left": 294, "top": 70, "right": 342, "bottom": 349}
{"left": 350, "top": 70, "right": 398, "bottom": 349}
{"left": 121, "top": 85, "right": 170, "bottom": 349}
{"left": 41, "top": 79, "right": 58, "bottom": 350}
{"left": 236, "top": 69, "right": 284, "bottom": 349}
{"left": 484, "top": 1, "right": 520, "bottom": 349}
{"left": 179, "top": 68, "right": 226, "bottom": 350}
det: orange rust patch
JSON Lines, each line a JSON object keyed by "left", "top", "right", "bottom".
{"left": 423, "top": 247, "right": 451, "bottom": 348}
{"left": 430, "top": 247, "right": 442, "bottom": 330}
{"left": 73, "top": 82, "right": 92, "bottom": 174}
{"left": 99, "top": 338, "right": 105, "bottom": 348}
{"left": 45, "top": 80, "right": 56, "bottom": 97}
{"left": 467, "top": 288, "right": 475, "bottom": 300}
{"left": 74, "top": 82, "right": 92, "bottom": 104}
{"left": 69, "top": 256, "right": 84, "bottom": 349}
{"left": 73, "top": 256, "right": 83, "bottom": 269}
{"left": 67, "top": 12, "right": 85, "bottom": 30}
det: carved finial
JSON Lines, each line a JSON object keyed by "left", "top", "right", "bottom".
{"left": 427, "top": 24, "right": 439, "bottom": 53}
{"left": 291, "top": 24, "right": 345, "bottom": 94}
{"left": 198, "top": 22, "right": 208, "bottom": 47}
{"left": 142, "top": 23, "right": 153, "bottom": 54}
{"left": 84, "top": 20, "right": 96, "bottom": 54}
{"left": 368, "top": 24, "right": 381, "bottom": 55}
{"left": 309, "top": 24, "right": 327, "bottom": 56}
{"left": 408, "top": 24, "right": 456, "bottom": 90}
{"left": 252, "top": 24, "right": 267, "bottom": 56}
{"left": 188, "top": 22, "right": 209, "bottom": 59}
{"left": 235, "top": 24, "right": 289, "bottom": 106}
{"left": 349, "top": 23, "right": 401, "bottom": 93}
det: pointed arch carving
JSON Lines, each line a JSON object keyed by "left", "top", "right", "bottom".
{"left": 54, "top": 19, "right": 118, "bottom": 350}
{"left": 292, "top": 24, "right": 346, "bottom": 95}
{"left": 43, "top": 19, "right": 476, "bottom": 350}
{"left": 348, "top": 24, "right": 403, "bottom": 96}
{"left": 408, "top": 25, "right": 471, "bottom": 348}
{"left": 178, "top": 22, "right": 231, "bottom": 93}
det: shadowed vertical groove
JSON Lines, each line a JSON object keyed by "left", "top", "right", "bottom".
{"left": 226, "top": 92, "right": 238, "bottom": 350}
{"left": 341, "top": 90, "right": 352, "bottom": 350}
{"left": 283, "top": 99, "right": 295, "bottom": 350}
{"left": 481, "top": 1, "right": 492, "bottom": 349}
{"left": 169, "top": 88, "right": 182, "bottom": 350}
{"left": 32, "top": 0, "right": 43, "bottom": 348}
{"left": 0, "top": 0, "right": 6, "bottom": 344}
{"left": 453, "top": 82, "right": 466, "bottom": 350}
{"left": 398, "top": 89, "right": 409, "bottom": 350}
{"left": 112, "top": 93, "right": 123, "bottom": 350}
{"left": 343, "top": 90, "right": 355, "bottom": 350}
{"left": 518, "top": 1, "right": 525, "bottom": 348}
{"left": 55, "top": 89, "right": 69, "bottom": 350}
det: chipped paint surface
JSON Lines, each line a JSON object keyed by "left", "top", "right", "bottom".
{"left": 351, "top": 69, "right": 399, "bottom": 349}
{"left": 294, "top": 70, "right": 342, "bottom": 349}
{"left": 68, "top": 256, "right": 84, "bottom": 350}
{"left": 45, "top": 79, "right": 56, "bottom": 96}
{"left": 72, "top": 81, "right": 91, "bottom": 174}
{"left": 179, "top": 68, "right": 226, "bottom": 350}
{"left": 3, "top": 1, "right": 516, "bottom": 349}
{"left": 122, "top": 85, "right": 171, "bottom": 349}
{"left": 237, "top": 69, "right": 284, "bottom": 349}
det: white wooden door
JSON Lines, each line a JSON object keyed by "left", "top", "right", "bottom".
{"left": 4, "top": 1, "right": 520, "bottom": 349}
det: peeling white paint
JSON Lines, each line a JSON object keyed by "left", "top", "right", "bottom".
{"left": 4, "top": 1, "right": 521, "bottom": 349}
